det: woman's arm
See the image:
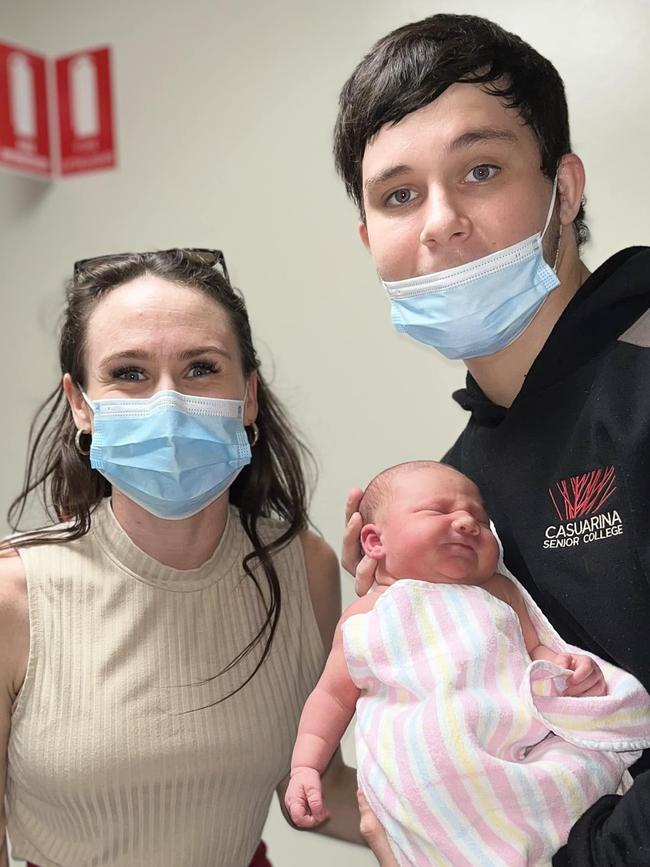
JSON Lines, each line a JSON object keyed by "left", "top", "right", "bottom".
{"left": 0, "top": 552, "right": 29, "bottom": 867}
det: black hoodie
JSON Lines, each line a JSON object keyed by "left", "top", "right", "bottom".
{"left": 443, "top": 247, "right": 650, "bottom": 866}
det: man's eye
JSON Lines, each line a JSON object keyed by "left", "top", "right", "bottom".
{"left": 465, "top": 164, "right": 499, "bottom": 183}
{"left": 385, "top": 188, "right": 417, "bottom": 207}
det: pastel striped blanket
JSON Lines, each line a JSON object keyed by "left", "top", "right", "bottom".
{"left": 342, "top": 571, "right": 650, "bottom": 867}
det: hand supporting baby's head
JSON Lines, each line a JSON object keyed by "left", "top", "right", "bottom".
{"left": 358, "top": 461, "right": 500, "bottom": 586}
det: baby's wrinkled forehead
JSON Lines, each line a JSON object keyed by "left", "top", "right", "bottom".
{"left": 359, "top": 460, "right": 478, "bottom": 524}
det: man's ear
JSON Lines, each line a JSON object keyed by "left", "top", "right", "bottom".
{"left": 358, "top": 219, "right": 370, "bottom": 250}
{"left": 62, "top": 373, "right": 93, "bottom": 433}
{"left": 557, "top": 153, "right": 586, "bottom": 225}
{"left": 360, "top": 524, "right": 385, "bottom": 560}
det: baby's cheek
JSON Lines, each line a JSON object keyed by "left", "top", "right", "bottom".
{"left": 484, "top": 533, "right": 501, "bottom": 568}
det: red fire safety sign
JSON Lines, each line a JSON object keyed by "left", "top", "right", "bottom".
{"left": 0, "top": 41, "right": 52, "bottom": 177}
{"left": 0, "top": 41, "right": 115, "bottom": 178}
{"left": 56, "top": 47, "right": 115, "bottom": 175}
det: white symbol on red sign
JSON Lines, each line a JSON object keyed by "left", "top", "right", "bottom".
{"left": 56, "top": 46, "right": 116, "bottom": 175}
{"left": 70, "top": 54, "right": 100, "bottom": 138}
{"left": 0, "top": 42, "right": 51, "bottom": 177}
{"left": 9, "top": 53, "right": 37, "bottom": 139}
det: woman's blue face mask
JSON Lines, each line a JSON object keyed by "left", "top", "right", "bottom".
{"left": 82, "top": 388, "right": 251, "bottom": 519}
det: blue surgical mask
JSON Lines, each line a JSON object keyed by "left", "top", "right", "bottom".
{"left": 382, "top": 179, "right": 561, "bottom": 359}
{"left": 83, "top": 389, "right": 251, "bottom": 519}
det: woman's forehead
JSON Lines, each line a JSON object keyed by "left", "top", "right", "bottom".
{"left": 89, "top": 275, "right": 229, "bottom": 331}
{"left": 84, "top": 276, "right": 237, "bottom": 359}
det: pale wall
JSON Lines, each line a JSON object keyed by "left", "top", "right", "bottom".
{"left": 1, "top": 1, "right": 649, "bottom": 865}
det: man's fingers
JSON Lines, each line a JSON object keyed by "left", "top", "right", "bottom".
{"left": 355, "top": 554, "right": 377, "bottom": 598}
{"left": 357, "top": 790, "right": 399, "bottom": 866}
{"left": 345, "top": 487, "right": 364, "bottom": 525}
{"left": 342, "top": 510, "right": 364, "bottom": 576}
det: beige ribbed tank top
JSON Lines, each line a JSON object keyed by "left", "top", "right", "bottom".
{"left": 7, "top": 499, "right": 325, "bottom": 867}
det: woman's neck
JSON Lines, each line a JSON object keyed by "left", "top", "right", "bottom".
{"left": 109, "top": 491, "right": 230, "bottom": 570}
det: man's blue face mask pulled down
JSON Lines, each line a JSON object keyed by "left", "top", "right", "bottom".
{"left": 383, "top": 179, "right": 561, "bottom": 360}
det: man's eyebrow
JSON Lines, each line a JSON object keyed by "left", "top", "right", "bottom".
{"left": 363, "top": 128, "right": 519, "bottom": 195}
{"left": 364, "top": 164, "right": 413, "bottom": 194}
{"left": 449, "top": 127, "right": 519, "bottom": 152}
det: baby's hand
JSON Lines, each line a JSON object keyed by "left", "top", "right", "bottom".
{"left": 555, "top": 652, "right": 607, "bottom": 697}
{"left": 285, "top": 767, "right": 329, "bottom": 828}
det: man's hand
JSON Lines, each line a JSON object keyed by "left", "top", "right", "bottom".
{"left": 285, "top": 767, "right": 329, "bottom": 828}
{"left": 357, "top": 790, "right": 399, "bottom": 866}
{"left": 555, "top": 653, "right": 607, "bottom": 697}
{"left": 342, "top": 487, "right": 376, "bottom": 596}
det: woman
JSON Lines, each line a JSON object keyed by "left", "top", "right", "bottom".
{"left": 0, "top": 249, "right": 360, "bottom": 867}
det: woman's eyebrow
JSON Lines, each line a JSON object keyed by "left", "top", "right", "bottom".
{"left": 177, "top": 346, "right": 231, "bottom": 361}
{"left": 99, "top": 349, "right": 150, "bottom": 366}
{"left": 100, "top": 346, "right": 232, "bottom": 367}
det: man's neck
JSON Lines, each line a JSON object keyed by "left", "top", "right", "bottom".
{"left": 465, "top": 255, "right": 591, "bottom": 408}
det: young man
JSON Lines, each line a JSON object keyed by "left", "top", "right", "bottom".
{"left": 334, "top": 14, "right": 650, "bottom": 867}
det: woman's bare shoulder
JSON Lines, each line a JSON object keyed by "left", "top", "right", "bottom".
{"left": 0, "top": 549, "right": 29, "bottom": 697}
{"left": 0, "top": 546, "right": 27, "bottom": 598}
{"left": 300, "top": 529, "right": 341, "bottom": 648}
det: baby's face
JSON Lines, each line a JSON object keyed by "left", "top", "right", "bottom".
{"left": 375, "top": 467, "right": 500, "bottom": 584}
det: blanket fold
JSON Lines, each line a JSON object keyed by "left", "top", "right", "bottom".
{"left": 342, "top": 569, "right": 650, "bottom": 867}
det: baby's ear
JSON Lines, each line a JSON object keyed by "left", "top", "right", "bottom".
{"left": 360, "top": 524, "right": 385, "bottom": 560}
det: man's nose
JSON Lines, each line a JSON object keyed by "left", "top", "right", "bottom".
{"left": 419, "top": 187, "right": 471, "bottom": 248}
{"left": 450, "top": 512, "right": 480, "bottom": 536}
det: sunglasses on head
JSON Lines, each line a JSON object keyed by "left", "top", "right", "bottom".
{"left": 73, "top": 248, "right": 230, "bottom": 283}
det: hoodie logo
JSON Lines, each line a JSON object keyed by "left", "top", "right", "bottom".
{"left": 543, "top": 466, "right": 622, "bottom": 549}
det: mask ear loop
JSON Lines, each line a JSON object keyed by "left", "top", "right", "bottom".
{"left": 541, "top": 175, "right": 563, "bottom": 273}
{"left": 541, "top": 175, "right": 559, "bottom": 240}
{"left": 242, "top": 379, "right": 259, "bottom": 446}
{"left": 552, "top": 224, "right": 563, "bottom": 272}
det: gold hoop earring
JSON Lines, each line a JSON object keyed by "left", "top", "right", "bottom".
{"left": 75, "top": 428, "right": 91, "bottom": 456}
{"left": 247, "top": 422, "right": 259, "bottom": 447}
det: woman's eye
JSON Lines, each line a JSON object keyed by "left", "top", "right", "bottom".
{"left": 112, "top": 367, "right": 145, "bottom": 381}
{"left": 465, "top": 164, "right": 499, "bottom": 183}
{"left": 385, "top": 188, "right": 417, "bottom": 207}
{"left": 188, "top": 361, "right": 218, "bottom": 378}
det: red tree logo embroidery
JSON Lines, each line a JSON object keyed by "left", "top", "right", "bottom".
{"left": 548, "top": 466, "right": 617, "bottom": 521}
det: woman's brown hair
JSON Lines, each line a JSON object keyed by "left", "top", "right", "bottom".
{"left": 4, "top": 249, "right": 316, "bottom": 704}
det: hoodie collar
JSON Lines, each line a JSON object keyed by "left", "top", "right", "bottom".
{"left": 453, "top": 247, "right": 650, "bottom": 425}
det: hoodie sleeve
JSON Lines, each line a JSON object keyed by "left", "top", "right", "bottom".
{"left": 552, "top": 771, "right": 650, "bottom": 866}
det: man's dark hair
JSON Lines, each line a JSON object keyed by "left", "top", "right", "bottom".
{"left": 333, "top": 13, "right": 588, "bottom": 246}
